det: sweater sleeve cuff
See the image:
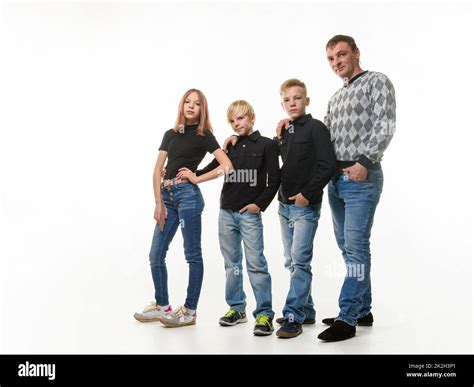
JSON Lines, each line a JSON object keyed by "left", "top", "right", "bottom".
{"left": 358, "top": 155, "right": 376, "bottom": 170}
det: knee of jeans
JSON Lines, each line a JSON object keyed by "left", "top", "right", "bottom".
{"left": 149, "top": 253, "right": 165, "bottom": 267}
{"left": 291, "top": 260, "right": 312, "bottom": 270}
{"left": 246, "top": 257, "right": 268, "bottom": 273}
{"left": 344, "top": 233, "right": 370, "bottom": 253}
{"left": 225, "top": 263, "right": 243, "bottom": 277}
{"left": 184, "top": 249, "right": 203, "bottom": 264}
{"left": 343, "top": 242, "right": 371, "bottom": 264}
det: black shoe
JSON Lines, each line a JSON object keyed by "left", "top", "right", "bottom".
{"left": 322, "top": 312, "right": 373, "bottom": 327}
{"left": 276, "top": 317, "right": 316, "bottom": 325}
{"left": 253, "top": 315, "right": 274, "bottom": 336}
{"left": 219, "top": 310, "right": 247, "bottom": 326}
{"left": 276, "top": 320, "right": 303, "bottom": 338}
{"left": 317, "top": 320, "right": 356, "bottom": 342}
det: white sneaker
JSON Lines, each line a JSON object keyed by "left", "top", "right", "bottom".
{"left": 160, "top": 305, "right": 196, "bottom": 327}
{"left": 134, "top": 301, "right": 172, "bottom": 322}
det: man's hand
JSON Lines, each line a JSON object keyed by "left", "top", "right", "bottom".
{"left": 176, "top": 167, "right": 199, "bottom": 184}
{"left": 343, "top": 162, "right": 368, "bottom": 182}
{"left": 239, "top": 203, "right": 261, "bottom": 214}
{"left": 276, "top": 119, "right": 290, "bottom": 139}
{"left": 288, "top": 193, "right": 309, "bottom": 207}
{"left": 222, "top": 135, "right": 238, "bottom": 153}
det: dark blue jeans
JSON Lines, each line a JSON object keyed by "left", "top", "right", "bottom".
{"left": 328, "top": 168, "right": 384, "bottom": 326}
{"left": 149, "top": 182, "right": 204, "bottom": 310}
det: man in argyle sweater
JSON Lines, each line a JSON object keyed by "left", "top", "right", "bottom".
{"left": 318, "top": 35, "right": 396, "bottom": 342}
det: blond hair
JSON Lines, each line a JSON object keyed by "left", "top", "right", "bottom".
{"left": 279, "top": 78, "right": 307, "bottom": 96}
{"left": 226, "top": 100, "right": 255, "bottom": 122}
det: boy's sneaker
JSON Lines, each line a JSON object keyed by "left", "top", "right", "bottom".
{"left": 253, "top": 315, "right": 274, "bottom": 336}
{"left": 276, "top": 320, "right": 303, "bottom": 338}
{"left": 133, "top": 302, "right": 172, "bottom": 323}
{"left": 218, "top": 310, "right": 247, "bottom": 326}
{"left": 159, "top": 305, "right": 196, "bottom": 328}
{"left": 276, "top": 316, "right": 315, "bottom": 325}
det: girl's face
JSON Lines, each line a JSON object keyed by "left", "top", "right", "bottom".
{"left": 183, "top": 92, "right": 201, "bottom": 124}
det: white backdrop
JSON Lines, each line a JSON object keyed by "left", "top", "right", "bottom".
{"left": 0, "top": 1, "right": 472, "bottom": 354}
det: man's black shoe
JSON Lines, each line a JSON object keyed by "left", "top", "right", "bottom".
{"left": 317, "top": 320, "right": 356, "bottom": 342}
{"left": 321, "top": 312, "right": 373, "bottom": 326}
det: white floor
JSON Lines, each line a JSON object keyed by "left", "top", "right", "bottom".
{"left": 1, "top": 220, "right": 471, "bottom": 354}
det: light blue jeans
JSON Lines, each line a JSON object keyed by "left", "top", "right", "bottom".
{"left": 328, "top": 168, "right": 384, "bottom": 326}
{"left": 149, "top": 182, "right": 205, "bottom": 310}
{"left": 218, "top": 209, "right": 273, "bottom": 318}
{"left": 278, "top": 202, "right": 321, "bottom": 324}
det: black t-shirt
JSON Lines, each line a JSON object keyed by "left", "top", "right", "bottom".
{"left": 159, "top": 124, "right": 220, "bottom": 179}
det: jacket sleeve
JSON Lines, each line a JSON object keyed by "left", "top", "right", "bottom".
{"left": 195, "top": 158, "right": 220, "bottom": 176}
{"left": 254, "top": 140, "right": 281, "bottom": 211}
{"left": 300, "top": 122, "right": 336, "bottom": 202}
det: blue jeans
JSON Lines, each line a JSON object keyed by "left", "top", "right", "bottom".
{"left": 149, "top": 182, "right": 205, "bottom": 310}
{"left": 218, "top": 210, "right": 273, "bottom": 318}
{"left": 278, "top": 202, "right": 321, "bottom": 324}
{"left": 328, "top": 168, "right": 384, "bottom": 326}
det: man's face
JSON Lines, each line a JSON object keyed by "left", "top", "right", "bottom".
{"left": 281, "top": 86, "right": 309, "bottom": 120}
{"left": 326, "top": 41, "right": 360, "bottom": 80}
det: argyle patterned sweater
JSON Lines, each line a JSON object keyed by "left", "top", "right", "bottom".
{"left": 324, "top": 71, "right": 396, "bottom": 169}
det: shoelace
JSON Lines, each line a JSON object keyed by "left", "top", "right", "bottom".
{"left": 143, "top": 301, "right": 157, "bottom": 313}
{"left": 255, "top": 315, "right": 270, "bottom": 326}
{"left": 224, "top": 310, "right": 237, "bottom": 318}
{"left": 170, "top": 305, "right": 187, "bottom": 318}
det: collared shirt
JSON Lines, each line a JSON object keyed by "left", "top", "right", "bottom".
{"left": 276, "top": 113, "right": 336, "bottom": 205}
{"left": 324, "top": 71, "right": 396, "bottom": 169}
{"left": 197, "top": 130, "right": 280, "bottom": 212}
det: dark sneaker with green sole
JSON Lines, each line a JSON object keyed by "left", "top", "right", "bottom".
{"left": 219, "top": 310, "right": 247, "bottom": 326}
{"left": 253, "top": 315, "right": 274, "bottom": 336}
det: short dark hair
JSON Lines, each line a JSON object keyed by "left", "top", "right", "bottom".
{"left": 326, "top": 35, "right": 358, "bottom": 51}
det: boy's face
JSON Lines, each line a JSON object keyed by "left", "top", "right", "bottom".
{"left": 281, "top": 86, "right": 309, "bottom": 120}
{"left": 229, "top": 113, "right": 255, "bottom": 136}
{"left": 183, "top": 91, "right": 201, "bottom": 124}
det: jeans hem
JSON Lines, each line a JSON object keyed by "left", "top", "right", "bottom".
{"left": 336, "top": 317, "right": 357, "bottom": 326}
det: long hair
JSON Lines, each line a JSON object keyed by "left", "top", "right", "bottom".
{"left": 173, "top": 89, "right": 213, "bottom": 136}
